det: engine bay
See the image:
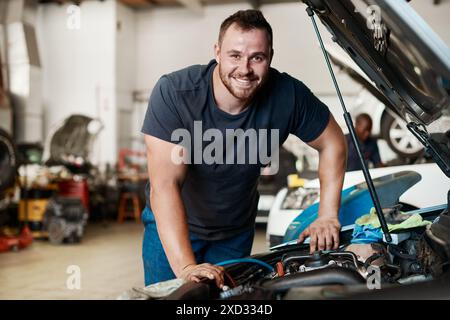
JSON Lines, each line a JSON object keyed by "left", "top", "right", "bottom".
{"left": 166, "top": 204, "right": 450, "bottom": 300}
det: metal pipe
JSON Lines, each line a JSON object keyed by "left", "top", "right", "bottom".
{"left": 305, "top": 6, "right": 391, "bottom": 242}
{"left": 329, "top": 251, "right": 359, "bottom": 269}
{"left": 281, "top": 253, "right": 311, "bottom": 268}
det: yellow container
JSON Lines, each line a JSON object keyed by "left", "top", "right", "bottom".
{"left": 287, "top": 174, "right": 306, "bottom": 188}
{"left": 19, "top": 199, "right": 48, "bottom": 222}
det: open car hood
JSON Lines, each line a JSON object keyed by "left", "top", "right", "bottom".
{"left": 303, "top": 0, "right": 450, "bottom": 176}
{"left": 325, "top": 44, "right": 400, "bottom": 118}
{"left": 43, "top": 115, "right": 103, "bottom": 170}
{"left": 302, "top": 0, "right": 450, "bottom": 124}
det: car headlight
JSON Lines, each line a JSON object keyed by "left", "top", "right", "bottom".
{"left": 281, "top": 188, "right": 320, "bottom": 210}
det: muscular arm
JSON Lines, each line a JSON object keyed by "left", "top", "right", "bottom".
{"left": 145, "top": 134, "right": 224, "bottom": 286}
{"left": 145, "top": 134, "right": 193, "bottom": 274}
{"left": 298, "top": 115, "right": 347, "bottom": 252}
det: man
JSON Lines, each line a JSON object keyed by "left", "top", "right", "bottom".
{"left": 346, "top": 113, "right": 384, "bottom": 171}
{"left": 141, "top": 10, "right": 347, "bottom": 288}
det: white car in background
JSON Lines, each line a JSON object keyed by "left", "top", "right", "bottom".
{"left": 325, "top": 44, "right": 428, "bottom": 159}
{"left": 266, "top": 163, "right": 450, "bottom": 248}
{"left": 290, "top": 45, "right": 450, "bottom": 174}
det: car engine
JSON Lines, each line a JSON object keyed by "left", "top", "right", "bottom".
{"left": 166, "top": 207, "right": 450, "bottom": 300}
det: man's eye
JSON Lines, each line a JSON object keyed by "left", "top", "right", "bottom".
{"left": 231, "top": 55, "right": 240, "bottom": 59}
{"left": 252, "top": 56, "right": 263, "bottom": 62}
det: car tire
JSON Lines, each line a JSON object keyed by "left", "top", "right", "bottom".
{"left": 0, "top": 128, "right": 17, "bottom": 193}
{"left": 48, "top": 218, "right": 66, "bottom": 244}
{"left": 381, "top": 112, "right": 424, "bottom": 159}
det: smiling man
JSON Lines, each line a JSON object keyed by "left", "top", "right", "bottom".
{"left": 141, "top": 10, "right": 347, "bottom": 287}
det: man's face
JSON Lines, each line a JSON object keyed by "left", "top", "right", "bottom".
{"left": 214, "top": 23, "right": 272, "bottom": 102}
{"left": 355, "top": 118, "right": 372, "bottom": 142}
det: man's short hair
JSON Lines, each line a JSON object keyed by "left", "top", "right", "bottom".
{"left": 218, "top": 10, "right": 273, "bottom": 49}
{"left": 356, "top": 113, "right": 373, "bottom": 126}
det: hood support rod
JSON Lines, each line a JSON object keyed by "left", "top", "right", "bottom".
{"left": 305, "top": 6, "right": 392, "bottom": 242}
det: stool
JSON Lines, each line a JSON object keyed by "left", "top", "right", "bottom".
{"left": 117, "top": 192, "right": 141, "bottom": 223}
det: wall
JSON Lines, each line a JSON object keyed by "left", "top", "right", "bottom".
{"left": 136, "top": 3, "right": 251, "bottom": 91}
{"left": 36, "top": 0, "right": 117, "bottom": 164}
{"left": 116, "top": 1, "right": 137, "bottom": 151}
{"left": 135, "top": 2, "right": 361, "bottom": 94}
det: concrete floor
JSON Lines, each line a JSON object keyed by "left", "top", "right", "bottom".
{"left": 0, "top": 222, "right": 268, "bottom": 300}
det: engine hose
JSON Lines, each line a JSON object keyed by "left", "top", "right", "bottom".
{"left": 216, "top": 258, "right": 274, "bottom": 272}
{"left": 261, "top": 267, "right": 365, "bottom": 292}
{"left": 276, "top": 262, "right": 285, "bottom": 277}
{"left": 364, "top": 253, "right": 384, "bottom": 269}
{"left": 223, "top": 271, "right": 237, "bottom": 288}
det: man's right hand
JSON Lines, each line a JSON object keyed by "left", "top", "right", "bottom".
{"left": 179, "top": 263, "right": 225, "bottom": 288}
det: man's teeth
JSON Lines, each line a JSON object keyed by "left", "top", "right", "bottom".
{"left": 235, "top": 78, "right": 251, "bottom": 84}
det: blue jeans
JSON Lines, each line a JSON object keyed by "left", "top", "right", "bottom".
{"left": 141, "top": 206, "right": 254, "bottom": 286}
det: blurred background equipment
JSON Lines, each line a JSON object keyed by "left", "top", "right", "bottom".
{"left": 18, "top": 182, "right": 56, "bottom": 238}
{"left": 43, "top": 114, "right": 104, "bottom": 174}
{"left": 16, "top": 142, "right": 52, "bottom": 238}
{"left": 2, "top": 114, "right": 106, "bottom": 245}
{"left": 0, "top": 127, "right": 33, "bottom": 252}
{"left": 43, "top": 197, "right": 88, "bottom": 244}
{"left": 256, "top": 146, "right": 298, "bottom": 224}
{"left": 116, "top": 148, "right": 147, "bottom": 223}
{"left": 0, "top": 128, "right": 17, "bottom": 195}
{"left": 58, "top": 179, "right": 90, "bottom": 214}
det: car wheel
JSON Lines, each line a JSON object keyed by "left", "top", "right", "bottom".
{"left": 381, "top": 112, "right": 424, "bottom": 158}
{"left": 0, "top": 128, "right": 17, "bottom": 194}
{"left": 48, "top": 218, "right": 66, "bottom": 244}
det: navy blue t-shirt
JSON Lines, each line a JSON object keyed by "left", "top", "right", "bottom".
{"left": 345, "top": 134, "right": 382, "bottom": 171}
{"left": 141, "top": 60, "right": 330, "bottom": 240}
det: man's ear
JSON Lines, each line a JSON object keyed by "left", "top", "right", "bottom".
{"left": 214, "top": 43, "right": 220, "bottom": 64}
{"left": 269, "top": 48, "right": 274, "bottom": 64}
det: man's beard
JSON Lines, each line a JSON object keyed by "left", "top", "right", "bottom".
{"left": 218, "top": 64, "right": 267, "bottom": 103}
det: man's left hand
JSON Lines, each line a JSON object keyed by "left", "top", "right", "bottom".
{"left": 297, "top": 217, "right": 341, "bottom": 253}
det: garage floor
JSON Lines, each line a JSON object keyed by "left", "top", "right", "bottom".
{"left": 0, "top": 222, "right": 267, "bottom": 300}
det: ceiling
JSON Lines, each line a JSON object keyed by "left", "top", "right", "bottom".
{"left": 39, "top": 0, "right": 300, "bottom": 10}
